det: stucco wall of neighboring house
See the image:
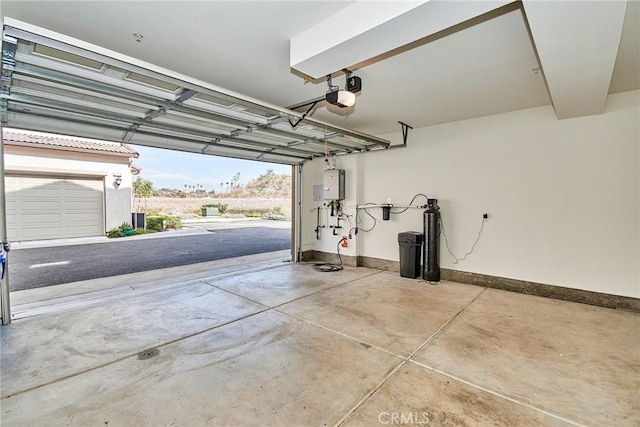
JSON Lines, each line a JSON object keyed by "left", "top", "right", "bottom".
{"left": 3, "top": 145, "right": 134, "bottom": 233}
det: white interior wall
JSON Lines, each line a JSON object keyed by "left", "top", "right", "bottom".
{"left": 301, "top": 155, "right": 361, "bottom": 260}
{"left": 301, "top": 90, "right": 639, "bottom": 298}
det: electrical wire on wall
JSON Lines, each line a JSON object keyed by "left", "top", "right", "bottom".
{"left": 440, "top": 215, "right": 486, "bottom": 264}
{"left": 348, "top": 202, "right": 378, "bottom": 237}
{"left": 313, "top": 237, "right": 348, "bottom": 272}
{"left": 348, "top": 193, "right": 433, "bottom": 236}
{"left": 390, "top": 193, "right": 431, "bottom": 214}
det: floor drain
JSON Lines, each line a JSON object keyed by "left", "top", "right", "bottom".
{"left": 137, "top": 348, "right": 160, "bottom": 360}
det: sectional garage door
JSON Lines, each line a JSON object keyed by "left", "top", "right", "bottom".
{"left": 5, "top": 176, "right": 105, "bottom": 241}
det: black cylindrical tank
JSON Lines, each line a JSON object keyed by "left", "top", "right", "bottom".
{"left": 423, "top": 199, "right": 440, "bottom": 282}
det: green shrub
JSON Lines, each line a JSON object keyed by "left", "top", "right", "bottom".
{"left": 119, "top": 222, "right": 133, "bottom": 231}
{"left": 132, "top": 228, "right": 146, "bottom": 235}
{"left": 144, "top": 215, "right": 183, "bottom": 231}
{"left": 273, "top": 206, "right": 283, "bottom": 215}
{"left": 226, "top": 208, "right": 270, "bottom": 217}
{"left": 163, "top": 216, "right": 182, "bottom": 229}
{"left": 147, "top": 216, "right": 164, "bottom": 232}
{"left": 107, "top": 228, "right": 125, "bottom": 238}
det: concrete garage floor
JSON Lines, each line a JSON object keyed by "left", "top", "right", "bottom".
{"left": 1, "top": 254, "right": 638, "bottom": 426}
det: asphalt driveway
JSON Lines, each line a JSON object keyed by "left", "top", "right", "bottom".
{"left": 8, "top": 226, "right": 291, "bottom": 291}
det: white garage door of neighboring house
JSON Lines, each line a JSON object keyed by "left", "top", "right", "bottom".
{"left": 5, "top": 176, "right": 105, "bottom": 241}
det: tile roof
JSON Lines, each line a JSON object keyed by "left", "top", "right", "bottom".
{"left": 130, "top": 162, "right": 143, "bottom": 175}
{"left": 2, "top": 129, "right": 139, "bottom": 158}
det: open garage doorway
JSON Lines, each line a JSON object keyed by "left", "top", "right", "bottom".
{"left": 2, "top": 129, "right": 294, "bottom": 306}
{"left": 0, "top": 18, "right": 387, "bottom": 324}
{"left": 128, "top": 143, "right": 293, "bottom": 228}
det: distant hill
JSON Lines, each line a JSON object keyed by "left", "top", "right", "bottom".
{"left": 241, "top": 169, "right": 291, "bottom": 198}
{"left": 151, "top": 169, "right": 291, "bottom": 199}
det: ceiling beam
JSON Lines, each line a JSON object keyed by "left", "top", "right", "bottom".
{"left": 522, "top": 0, "right": 627, "bottom": 119}
{"left": 290, "top": 0, "right": 512, "bottom": 79}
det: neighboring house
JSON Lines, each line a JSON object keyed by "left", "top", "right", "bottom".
{"left": 2, "top": 129, "right": 139, "bottom": 242}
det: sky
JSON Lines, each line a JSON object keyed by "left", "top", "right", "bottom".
{"left": 130, "top": 145, "right": 292, "bottom": 192}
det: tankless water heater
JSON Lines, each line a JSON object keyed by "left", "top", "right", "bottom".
{"left": 324, "top": 169, "right": 345, "bottom": 201}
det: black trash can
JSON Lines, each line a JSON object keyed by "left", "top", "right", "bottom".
{"left": 132, "top": 212, "right": 147, "bottom": 230}
{"left": 398, "top": 231, "right": 423, "bottom": 278}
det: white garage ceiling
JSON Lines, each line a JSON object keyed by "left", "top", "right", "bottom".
{"left": 1, "top": 0, "right": 638, "bottom": 143}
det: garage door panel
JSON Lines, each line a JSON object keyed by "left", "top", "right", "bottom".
{"left": 65, "top": 213, "right": 102, "bottom": 224}
{"left": 64, "top": 192, "right": 103, "bottom": 200}
{"left": 19, "top": 201, "right": 63, "bottom": 210}
{"left": 20, "top": 188, "right": 63, "bottom": 199}
{"left": 5, "top": 176, "right": 55, "bottom": 190}
{"left": 63, "top": 184, "right": 103, "bottom": 193}
{"left": 5, "top": 176, "right": 105, "bottom": 241}
{"left": 64, "top": 201, "right": 102, "bottom": 210}
{"left": 65, "top": 195, "right": 104, "bottom": 203}
{"left": 21, "top": 227, "right": 65, "bottom": 241}
{"left": 20, "top": 212, "right": 63, "bottom": 221}
{"left": 6, "top": 226, "right": 18, "bottom": 239}
{"left": 67, "top": 225, "right": 103, "bottom": 236}
{"left": 70, "top": 203, "right": 102, "bottom": 209}
{"left": 5, "top": 206, "right": 18, "bottom": 239}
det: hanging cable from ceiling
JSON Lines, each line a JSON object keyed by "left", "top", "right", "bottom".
{"left": 324, "top": 104, "right": 330, "bottom": 167}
